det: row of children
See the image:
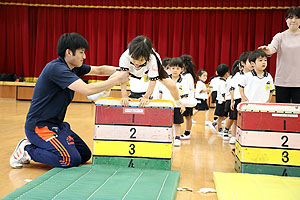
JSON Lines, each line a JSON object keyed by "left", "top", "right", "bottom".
{"left": 209, "top": 49, "right": 274, "bottom": 145}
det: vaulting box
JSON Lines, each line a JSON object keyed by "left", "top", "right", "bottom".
{"left": 234, "top": 155, "right": 300, "bottom": 177}
{"left": 235, "top": 141, "right": 300, "bottom": 167}
{"left": 236, "top": 127, "right": 300, "bottom": 149}
{"left": 237, "top": 102, "right": 300, "bottom": 132}
{"left": 95, "top": 98, "right": 174, "bottom": 126}
{"left": 94, "top": 125, "right": 172, "bottom": 142}
{"left": 92, "top": 98, "right": 174, "bottom": 170}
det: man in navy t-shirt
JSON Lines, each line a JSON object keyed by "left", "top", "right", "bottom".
{"left": 10, "top": 33, "right": 129, "bottom": 168}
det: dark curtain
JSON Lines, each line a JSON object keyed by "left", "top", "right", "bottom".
{"left": 0, "top": 1, "right": 298, "bottom": 81}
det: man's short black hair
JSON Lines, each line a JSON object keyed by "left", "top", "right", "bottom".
{"left": 216, "top": 64, "right": 229, "bottom": 77}
{"left": 57, "top": 32, "right": 89, "bottom": 58}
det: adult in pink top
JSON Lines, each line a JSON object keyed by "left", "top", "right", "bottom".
{"left": 259, "top": 7, "right": 300, "bottom": 103}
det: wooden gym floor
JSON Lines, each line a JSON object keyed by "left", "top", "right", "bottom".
{"left": 0, "top": 98, "right": 235, "bottom": 199}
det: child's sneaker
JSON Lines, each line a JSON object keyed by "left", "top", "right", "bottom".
{"left": 229, "top": 137, "right": 236, "bottom": 144}
{"left": 208, "top": 123, "right": 216, "bottom": 133}
{"left": 222, "top": 133, "right": 230, "bottom": 140}
{"left": 228, "top": 129, "right": 232, "bottom": 137}
{"left": 10, "top": 139, "right": 31, "bottom": 168}
{"left": 218, "top": 129, "right": 224, "bottom": 135}
{"left": 180, "top": 134, "right": 191, "bottom": 140}
{"left": 173, "top": 138, "right": 181, "bottom": 147}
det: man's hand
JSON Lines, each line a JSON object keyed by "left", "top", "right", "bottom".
{"left": 109, "top": 71, "right": 129, "bottom": 84}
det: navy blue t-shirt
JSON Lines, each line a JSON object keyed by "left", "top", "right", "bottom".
{"left": 25, "top": 57, "right": 91, "bottom": 131}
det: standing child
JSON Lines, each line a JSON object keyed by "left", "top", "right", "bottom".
{"left": 214, "top": 64, "right": 230, "bottom": 136}
{"left": 193, "top": 69, "right": 212, "bottom": 125}
{"left": 180, "top": 55, "right": 197, "bottom": 140}
{"left": 222, "top": 60, "right": 240, "bottom": 142}
{"left": 226, "top": 51, "right": 253, "bottom": 143}
{"left": 207, "top": 73, "right": 221, "bottom": 133}
{"left": 239, "top": 50, "right": 275, "bottom": 103}
{"left": 159, "top": 57, "right": 187, "bottom": 147}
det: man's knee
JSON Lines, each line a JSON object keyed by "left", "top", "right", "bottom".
{"left": 60, "top": 153, "right": 82, "bottom": 168}
{"left": 80, "top": 149, "right": 92, "bottom": 164}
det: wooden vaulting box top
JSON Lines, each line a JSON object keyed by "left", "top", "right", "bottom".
{"left": 237, "top": 102, "right": 300, "bottom": 114}
{"left": 95, "top": 98, "right": 174, "bottom": 108}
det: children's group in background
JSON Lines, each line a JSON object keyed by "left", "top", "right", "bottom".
{"left": 105, "top": 44, "right": 276, "bottom": 148}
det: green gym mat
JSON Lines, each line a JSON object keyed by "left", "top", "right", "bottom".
{"left": 3, "top": 165, "right": 180, "bottom": 200}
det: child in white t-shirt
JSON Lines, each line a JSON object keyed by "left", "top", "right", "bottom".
{"left": 207, "top": 75, "right": 221, "bottom": 132}
{"left": 239, "top": 50, "right": 275, "bottom": 103}
{"left": 159, "top": 57, "right": 187, "bottom": 147}
{"left": 222, "top": 60, "right": 240, "bottom": 142}
{"left": 193, "top": 69, "right": 212, "bottom": 126}
{"left": 180, "top": 55, "right": 197, "bottom": 140}
{"left": 214, "top": 64, "right": 230, "bottom": 136}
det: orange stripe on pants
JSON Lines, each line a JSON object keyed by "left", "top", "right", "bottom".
{"left": 49, "top": 139, "right": 69, "bottom": 166}
{"left": 35, "top": 126, "right": 56, "bottom": 141}
{"left": 53, "top": 138, "right": 71, "bottom": 166}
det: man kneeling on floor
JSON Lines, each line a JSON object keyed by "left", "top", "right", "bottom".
{"left": 10, "top": 32, "right": 129, "bottom": 168}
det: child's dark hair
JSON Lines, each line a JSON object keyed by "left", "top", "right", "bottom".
{"left": 169, "top": 57, "right": 184, "bottom": 68}
{"left": 216, "top": 64, "right": 230, "bottom": 77}
{"left": 129, "top": 36, "right": 152, "bottom": 61}
{"left": 57, "top": 33, "right": 89, "bottom": 58}
{"left": 197, "top": 69, "right": 207, "bottom": 81}
{"left": 231, "top": 60, "right": 240, "bottom": 76}
{"left": 248, "top": 50, "right": 267, "bottom": 63}
{"left": 285, "top": 6, "right": 300, "bottom": 20}
{"left": 180, "top": 54, "right": 197, "bottom": 84}
{"left": 162, "top": 57, "right": 171, "bottom": 67}
{"left": 129, "top": 36, "right": 168, "bottom": 80}
{"left": 239, "top": 51, "right": 250, "bottom": 67}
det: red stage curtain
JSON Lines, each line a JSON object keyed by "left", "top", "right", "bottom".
{"left": 0, "top": 1, "right": 299, "bottom": 81}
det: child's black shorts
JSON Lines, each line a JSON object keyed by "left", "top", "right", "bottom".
{"left": 195, "top": 99, "right": 209, "bottom": 111}
{"left": 229, "top": 98, "right": 241, "bottom": 120}
{"left": 211, "top": 91, "right": 217, "bottom": 103}
{"left": 174, "top": 107, "right": 184, "bottom": 124}
{"left": 214, "top": 102, "right": 226, "bottom": 117}
{"left": 182, "top": 107, "right": 193, "bottom": 116}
